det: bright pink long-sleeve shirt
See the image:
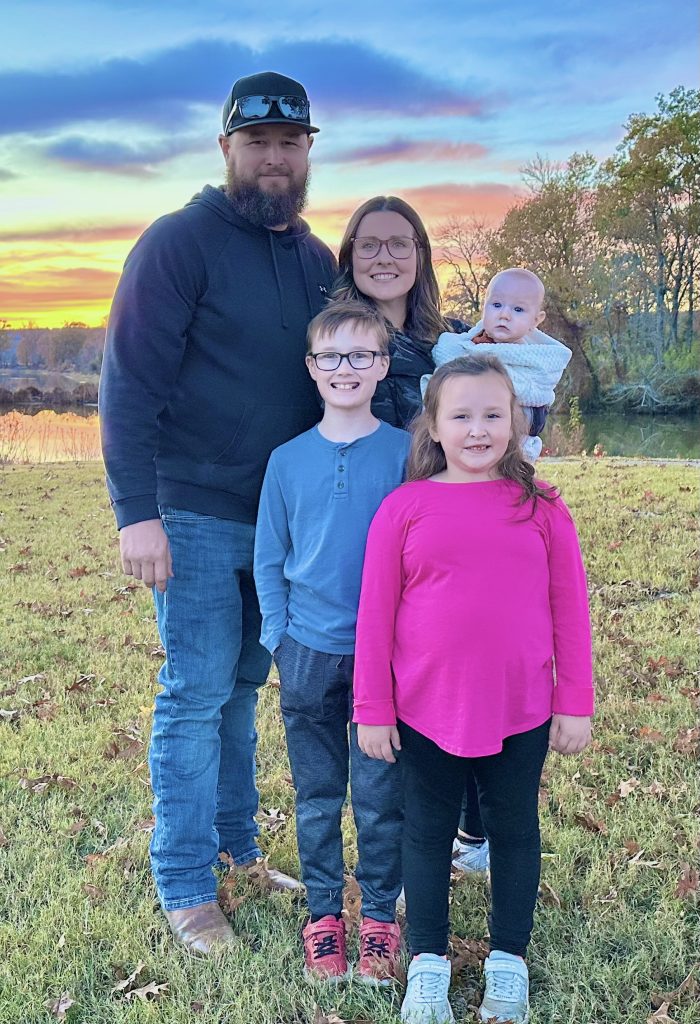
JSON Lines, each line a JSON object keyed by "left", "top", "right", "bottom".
{"left": 353, "top": 478, "right": 593, "bottom": 757}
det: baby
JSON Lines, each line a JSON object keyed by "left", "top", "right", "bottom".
{"left": 424, "top": 267, "right": 571, "bottom": 460}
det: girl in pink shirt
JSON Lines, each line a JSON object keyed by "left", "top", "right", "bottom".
{"left": 354, "top": 354, "right": 593, "bottom": 1024}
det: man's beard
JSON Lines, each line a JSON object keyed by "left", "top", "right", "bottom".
{"left": 225, "top": 168, "right": 309, "bottom": 228}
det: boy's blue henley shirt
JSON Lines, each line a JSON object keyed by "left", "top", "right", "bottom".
{"left": 254, "top": 421, "right": 410, "bottom": 655}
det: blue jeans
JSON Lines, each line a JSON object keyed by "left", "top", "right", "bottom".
{"left": 149, "top": 508, "right": 272, "bottom": 911}
{"left": 276, "top": 634, "right": 402, "bottom": 922}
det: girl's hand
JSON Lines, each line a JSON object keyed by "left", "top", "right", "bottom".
{"left": 357, "top": 724, "right": 401, "bottom": 763}
{"left": 549, "top": 714, "right": 592, "bottom": 755}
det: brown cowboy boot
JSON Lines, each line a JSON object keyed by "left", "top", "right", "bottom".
{"left": 164, "top": 901, "right": 237, "bottom": 955}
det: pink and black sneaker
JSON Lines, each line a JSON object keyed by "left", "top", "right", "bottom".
{"left": 302, "top": 915, "right": 350, "bottom": 983}
{"left": 357, "top": 918, "right": 402, "bottom": 986}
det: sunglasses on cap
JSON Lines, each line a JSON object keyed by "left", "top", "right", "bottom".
{"left": 224, "top": 94, "right": 310, "bottom": 135}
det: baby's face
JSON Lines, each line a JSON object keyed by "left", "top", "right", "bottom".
{"left": 482, "top": 273, "right": 545, "bottom": 343}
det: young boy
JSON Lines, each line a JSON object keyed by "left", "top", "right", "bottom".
{"left": 254, "top": 299, "right": 410, "bottom": 985}
{"left": 424, "top": 267, "right": 572, "bottom": 461}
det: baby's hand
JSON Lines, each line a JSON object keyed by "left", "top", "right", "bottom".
{"left": 357, "top": 724, "right": 401, "bottom": 763}
{"left": 549, "top": 714, "right": 591, "bottom": 755}
{"left": 471, "top": 329, "right": 495, "bottom": 345}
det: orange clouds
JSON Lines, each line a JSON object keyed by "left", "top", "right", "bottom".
{"left": 308, "top": 181, "right": 523, "bottom": 248}
{"left": 399, "top": 183, "right": 524, "bottom": 224}
{"left": 1, "top": 184, "right": 522, "bottom": 326}
{"left": 0, "top": 225, "right": 142, "bottom": 326}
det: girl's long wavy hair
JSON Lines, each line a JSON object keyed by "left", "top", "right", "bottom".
{"left": 331, "top": 195, "right": 452, "bottom": 341}
{"left": 407, "top": 354, "right": 558, "bottom": 508}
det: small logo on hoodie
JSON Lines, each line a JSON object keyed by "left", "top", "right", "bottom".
{"left": 319, "top": 284, "right": 328, "bottom": 296}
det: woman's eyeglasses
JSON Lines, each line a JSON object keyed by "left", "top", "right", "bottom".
{"left": 351, "top": 236, "right": 417, "bottom": 260}
{"left": 308, "top": 351, "right": 383, "bottom": 371}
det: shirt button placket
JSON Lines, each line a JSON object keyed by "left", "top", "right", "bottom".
{"left": 336, "top": 448, "right": 347, "bottom": 496}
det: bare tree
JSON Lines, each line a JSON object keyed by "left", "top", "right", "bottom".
{"left": 433, "top": 216, "right": 493, "bottom": 322}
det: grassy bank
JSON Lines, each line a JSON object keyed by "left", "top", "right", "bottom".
{"left": 0, "top": 460, "right": 698, "bottom": 1024}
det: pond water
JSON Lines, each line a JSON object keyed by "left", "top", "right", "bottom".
{"left": 543, "top": 412, "right": 700, "bottom": 460}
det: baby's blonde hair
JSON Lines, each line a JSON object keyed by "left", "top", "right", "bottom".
{"left": 485, "top": 267, "right": 545, "bottom": 308}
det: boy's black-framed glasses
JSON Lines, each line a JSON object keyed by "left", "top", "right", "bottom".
{"left": 308, "top": 350, "right": 384, "bottom": 371}
{"left": 350, "top": 236, "right": 417, "bottom": 259}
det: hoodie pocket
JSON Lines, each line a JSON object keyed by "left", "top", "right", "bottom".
{"left": 210, "top": 405, "right": 252, "bottom": 464}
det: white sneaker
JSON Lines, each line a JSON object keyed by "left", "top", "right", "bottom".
{"left": 400, "top": 954, "right": 454, "bottom": 1024}
{"left": 479, "top": 950, "right": 530, "bottom": 1023}
{"left": 452, "top": 837, "right": 490, "bottom": 873}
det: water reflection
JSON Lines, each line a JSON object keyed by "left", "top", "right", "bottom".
{"left": 1, "top": 408, "right": 698, "bottom": 463}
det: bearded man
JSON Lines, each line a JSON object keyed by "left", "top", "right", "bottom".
{"left": 99, "top": 72, "right": 336, "bottom": 954}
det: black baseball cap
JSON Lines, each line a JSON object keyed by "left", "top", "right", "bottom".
{"left": 222, "top": 71, "right": 319, "bottom": 136}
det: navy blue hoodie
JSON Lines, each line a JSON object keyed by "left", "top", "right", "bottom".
{"left": 99, "top": 185, "right": 337, "bottom": 528}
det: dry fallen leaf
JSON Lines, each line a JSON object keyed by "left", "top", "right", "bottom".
{"left": 539, "top": 881, "right": 562, "bottom": 908}
{"left": 618, "top": 778, "right": 641, "bottom": 798}
{"left": 65, "top": 674, "right": 95, "bottom": 694}
{"left": 313, "top": 1010, "right": 350, "bottom": 1024}
{"left": 82, "top": 883, "right": 105, "bottom": 903}
{"left": 257, "top": 806, "right": 287, "bottom": 834}
{"left": 125, "top": 980, "right": 168, "bottom": 1002}
{"left": 239, "top": 857, "right": 274, "bottom": 892}
{"left": 651, "top": 967, "right": 699, "bottom": 1010}
{"left": 675, "top": 863, "right": 699, "bottom": 899}
{"left": 448, "top": 934, "right": 489, "bottom": 973}
{"left": 647, "top": 1001, "right": 678, "bottom": 1024}
{"left": 673, "top": 727, "right": 700, "bottom": 756}
{"left": 342, "top": 874, "right": 363, "bottom": 934}
{"left": 574, "top": 811, "right": 607, "bottom": 834}
{"left": 103, "top": 738, "right": 144, "bottom": 760}
{"left": 111, "top": 961, "right": 146, "bottom": 995}
{"left": 133, "top": 817, "right": 155, "bottom": 832}
{"left": 44, "top": 992, "right": 75, "bottom": 1020}
{"left": 637, "top": 727, "right": 664, "bottom": 743}
{"left": 217, "top": 878, "right": 247, "bottom": 917}
{"left": 19, "top": 774, "right": 77, "bottom": 795}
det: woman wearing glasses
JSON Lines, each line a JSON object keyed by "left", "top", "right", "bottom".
{"left": 331, "top": 196, "right": 467, "bottom": 430}
{"left": 332, "top": 197, "right": 491, "bottom": 889}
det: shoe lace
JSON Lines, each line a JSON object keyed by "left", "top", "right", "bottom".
{"left": 487, "top": 966, "right": 526, "bottom": 1002}
{"left": 363, "top": 933, "right": 390, "bottom": 958}
{"left": 312, "top": 932, "right": 340, "bottom": 960}
{"left": 415, "top": 967, "right": 446, "bottom": 1002}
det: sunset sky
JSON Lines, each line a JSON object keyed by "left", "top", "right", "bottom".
{"left": 1, "top": 0, "right": 696, "bottom": 327}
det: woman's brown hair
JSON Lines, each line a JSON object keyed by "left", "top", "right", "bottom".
{"left": 407, "top": 354, "right": 558, "bottom": 507}
{"left": 331, "top": 195, "right": 452, "bottom": 341}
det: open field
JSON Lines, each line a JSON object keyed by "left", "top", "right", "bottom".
{"left": 0, "top": 460, "right": 698, "bottom": 1024}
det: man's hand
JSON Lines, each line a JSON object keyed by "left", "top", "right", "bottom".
{"left": 120, "top": 519, "right": 173, "bottom": 593}
{"left": 549, "top": 714, "right": 591, "bottom": 755}
{"left": 357, "top": 724, "right": 401, "bottom": 763}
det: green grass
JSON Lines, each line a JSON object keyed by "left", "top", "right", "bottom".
{"left": 0, "top": 459, "right": 698, "bottom": 1024}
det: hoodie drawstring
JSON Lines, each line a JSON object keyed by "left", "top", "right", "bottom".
{"left": 297, "top": 244, "right": 315, "bottom": 319}
{"left": 268, "top": 232, "right": 287, "bottom": 329}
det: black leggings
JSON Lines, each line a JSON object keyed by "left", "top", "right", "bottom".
{"left": 399, "top": 719, "right": 550, "bottom": 958}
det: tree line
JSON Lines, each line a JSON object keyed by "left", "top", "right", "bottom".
{"left": 0, "top": 323, "right": 105, "bottom": 375}
{"left": 437, "top": 87, "right": 699, "bottom": 412}
{"left": 2, "top": 89, "right": 698, "bottom": 413}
